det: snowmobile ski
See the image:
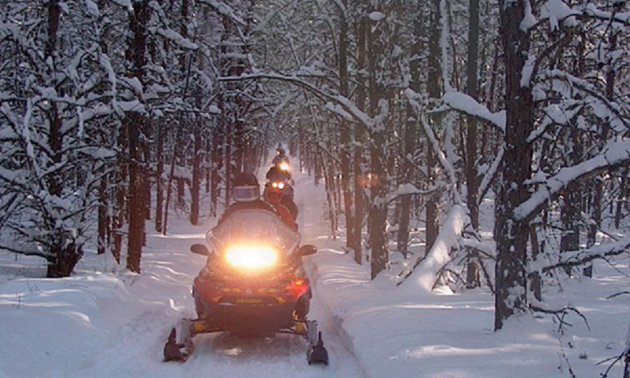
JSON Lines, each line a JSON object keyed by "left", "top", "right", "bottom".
{"left": 306, "top": 331, "right": 329, "bottom": 365}
{"left": 163, "top": 319, "right": 197, "bottom": 362}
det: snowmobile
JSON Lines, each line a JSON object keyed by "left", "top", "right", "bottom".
{"left": 266, "top": 163, "right": 292, "bottom": 183}
{"left": 271, "top": 148, "right": 292, "bottom": 176}
{"left": 163, "top": 209, "right": 328, "bottom": 365}
{"left": 264, "top": 180, "right": 298, "bottom": 225}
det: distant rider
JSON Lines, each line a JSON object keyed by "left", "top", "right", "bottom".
{"left": 264, "top": 181, "right": 298, "bottom": 230}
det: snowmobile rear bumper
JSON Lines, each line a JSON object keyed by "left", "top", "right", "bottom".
{"left": 197, "top": 300, "right": 296, "bottom": 334}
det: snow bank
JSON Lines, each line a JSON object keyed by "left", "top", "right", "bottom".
{"left": 0, "top": 274, "right": 146, "bottom": 378}
{"left": 297, "top": 168, "right": 628, "bottom": 378}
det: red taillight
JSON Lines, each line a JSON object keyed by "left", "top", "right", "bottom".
{"left": 287, "top": 278, "right": 308, "bottom": 298}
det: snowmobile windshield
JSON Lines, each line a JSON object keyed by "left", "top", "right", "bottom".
{"left": 207, "top": 209, "right": 301, "bottom": 257}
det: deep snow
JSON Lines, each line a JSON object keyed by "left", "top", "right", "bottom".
{"left": 0, "top": 168, "right": 628, "bottom": 378}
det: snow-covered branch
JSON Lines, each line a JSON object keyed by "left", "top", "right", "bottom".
{"left": 220, "top": 72, "right": 375, "bottom": 131}
{"left": 477, "top": 147, "right": 504, "bottom": 205}
{"left": 544, "top": 69, "right": 630, "bottom": 132}
{"left": 386, "top": 183, "right": 443, "bottom": 204}
{"left": 540, "top": 235, "right": 630, "bottom": 273}
{"left": 514, "top": 138, "right": 630, "bottom": 222}
{"left": 196, "top": 0, "right": 247, "bottom": 27}
{"left": 432, "top": 91, "right": 506, "bottom": 133}
{"left": 405, "top": 88, "right": 463, "bottom": 205}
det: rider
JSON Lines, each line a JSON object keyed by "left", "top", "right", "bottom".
{"left": 264, "top": 169, "right": 298, "bottom": 222}
{"left": 272, "top": 146, "right": 291, "bottom": 170}
{"left": 264, "top": 181, "right": 298, "bottom": 230}
{"left": 272, "top": 145, "right": 287, "bottom": 164}
{"left": 218, "top": 173, "right": 275, "bottom": 224}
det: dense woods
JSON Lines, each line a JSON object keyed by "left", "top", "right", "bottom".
{"left": 1, "top": 0, "right": 629, "bottom": 333}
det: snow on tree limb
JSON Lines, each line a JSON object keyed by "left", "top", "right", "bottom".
{"left": 220, "top": 72, "right": 375, "bottom": 130}
{"left": 196, "top": 0, "right": 247, "bottom": 27}
{"left": 386, "top": 183, "right": 443, "bottom": 204}
{"left": 398, "top": 205, "right": 467, "bottom": 293}
{"left": 544, "top": 69, "right": 630, "bottom": 132}
{"left": 153, "top": 28, "right": 198, "bottom": 50}
{"left": 434, "top": 91, "right": 506, "bottom": 132}
{"left": 583, "top": 3, "right": 630, "bottom": 24}
{"left": 514, "top": 138, "right": 630, "bottom": 222}
{"left": 527, "top": 102, "right": 583, "bottom": 143}
{"left": 539, "top": 235, "right": 630, "bottom": 273}
{"left": 460, "top": 237, "right": 496, "bottom": 260}
{"left": 477, "top": 147, "right": 504, "bottom": 205}
{"left": 405, "top": 88, "right": 463, "bottom": 205}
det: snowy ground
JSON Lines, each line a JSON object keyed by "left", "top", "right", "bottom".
{"left": 0, "top": 168, "right": 628, "bottom": 378}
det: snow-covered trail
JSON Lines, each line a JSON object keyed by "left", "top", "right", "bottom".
{"left": 2, "top": 161, "right": 629, "bottom": 378}
{"left": 0, "top": 166, "right": 366, "bottom": 378}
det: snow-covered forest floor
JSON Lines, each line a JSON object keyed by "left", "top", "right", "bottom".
{"left": 0, "top": 168, "right": 628, "bottom": 378}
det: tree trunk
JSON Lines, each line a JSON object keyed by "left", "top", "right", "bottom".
{"left": 144, "top": 122, "right": 152, "bottom": 222}
{"left": 125, "top": 0, "right": 150, "bottom": 274}
{"left": 113, "top": 156, "right": 126, "bottom": 264}
{"left": 367, "top": 7, "right": 388, "bottom": 280}
{"left": 190, "top": 120, "right": 202, "bottom": 225}
{"left": 466, "top": 0, "right": 480, "bottom": 231}
{"left": 177, "top": 177, "right": 186, "bottom": 209}
{"left": 586, "top": 31, "right": 616, "bottom": 277}
{"left": 425, "top": 0, "right": 442, "bottom": 255}
{"left": 528, "top": 224, "right": 542, "bottom": 301}
{"left": 224, "top": 119, "right": 232, "bottom": 207}
{"left": 337, "top": 0, "right": 355, "bottom": 251}
{"left": 494, "top": 0, "right": 534, "bottom": 330}
{"left": 126, "top": 112, "right": 147, "bottom": 273}
{"left": 465, "top": 0, "right": 481, "bottom": 287}
{"left": 350, "top": 12, "right": 367, "bottom": 265}
{"left": 98, "top": 176, "right": 110, "bottom": 255}
{"left": 397, "top": 7, "right": 423, "bottom": 257}
{"left": 47, "top": 243, "right": 82, "bottom": 278}
{"left": 155, "top": 122, "right": 164, "bottom": 232}
{"left": 560, "top": 129, "right": 582, "bottom": 275}
{"left": 211, "top": 123, "right": 223, "bottom": 217}
{"left": 615, "top": 170, "right": 627, "bottom": 228}
{"left": 43, "top": 0, "right": 83, "bottom": 277}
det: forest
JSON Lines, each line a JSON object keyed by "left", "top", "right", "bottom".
{"left": 0, "top": 0, "right": 629, "bottom": 376}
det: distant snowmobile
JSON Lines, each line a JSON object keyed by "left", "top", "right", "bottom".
{"left": 271, "top": 146, "right": 292, "bottom": 176}
{"left": 163, "top": 209, "right": 328, "bottom": 365}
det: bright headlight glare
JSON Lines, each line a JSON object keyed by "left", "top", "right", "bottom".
{"left": 225, "top": 246, "right": 278, "bottom": 269}
{"left": 279, "top": 162, "right": 290, "bottom": 171}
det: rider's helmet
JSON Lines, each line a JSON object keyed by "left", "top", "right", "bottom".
{"left": 232, "top": 173, "right": 260, "bottom": 202}
{"left": 276, "top": 145, "right": 285, "bottom": 156}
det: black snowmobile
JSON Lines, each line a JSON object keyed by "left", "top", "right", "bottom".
{"left": 163, "top": 209, "right": 328, "bottom": 365}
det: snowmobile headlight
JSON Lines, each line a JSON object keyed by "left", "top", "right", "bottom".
{"left": 225, "top": 246, "right": 278, "bottom": 269}
{"left": 279, "top": 162, "right": 290, "bottom": 172}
